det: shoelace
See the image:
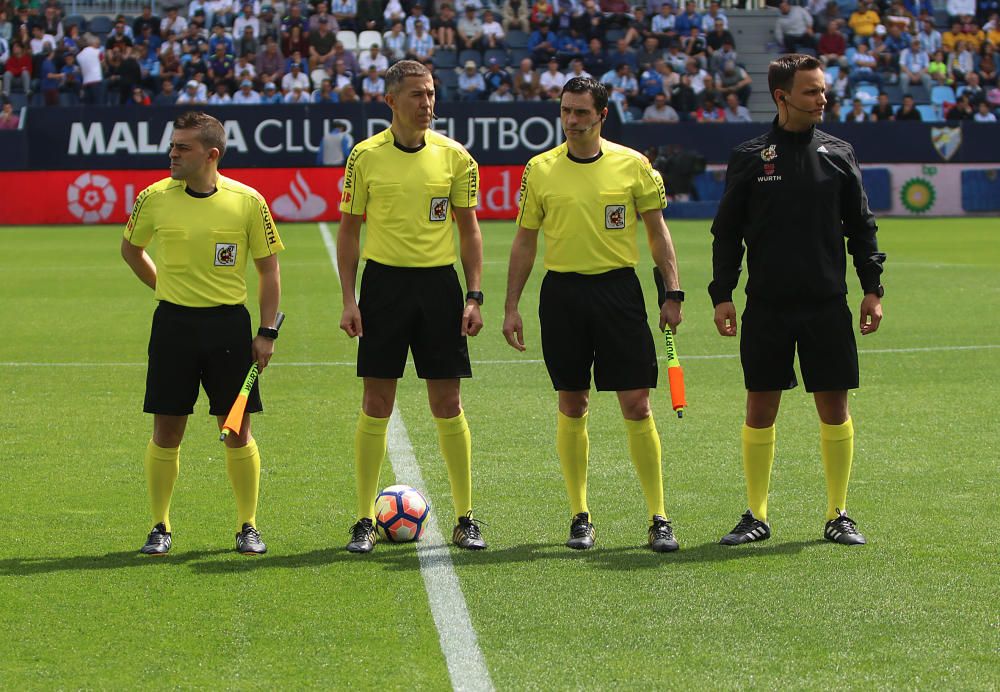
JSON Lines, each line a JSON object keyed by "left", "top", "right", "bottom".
{"left": 650, "top": 519, "right": 673, "bottom": 539}
{"left": 570, "top": 515, "right": 592, "bottom": 538}
{"left": 830, "top": 516, "right": 858, "bottom": 534}
{"left": 242, "top": 526, "right": 261, "bottom": 543}
{"left": 459, "top": 512, "right": 485, "bottom": 539}
{"left": 147, "top": 530, "right": 168, "bottom": 544}
{"left": 350, "top": 520, "right": 374, "bottom": 542}
{"left": 732, "top": 512, "right": 758, "bottom": 534}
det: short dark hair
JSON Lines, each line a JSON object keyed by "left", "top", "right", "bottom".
{"left": 174, "top": 111, "right": 226, "bottom": 160}
{"left": 385, "top": 59, "right": 430, "bottom": 94}
{"left": 767, "top": 53, "right": 822, "bottom": 104}
{"left": 561, "top": 77, "right": 609, "bottom": 113}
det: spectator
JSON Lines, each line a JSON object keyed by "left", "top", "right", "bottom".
{"left": 489, "top": 81, "right": 515, "bottom": 100}
{"left": 706, "top": 17, "right": 735, "bottom": 56}
{"left": 312, "top": 77, "right": 339, "bottom": 102}
{"left": 918, "top": 18, "right": 943, "bottom": 54}
{"left": 482, "top": 10, "right": 506, "bottom": 48}
{"left": 208, "top": 42, "right": 235, "bottom": 90}
{"left": 308, "top": 2, "right": 338, "bottom": 33}
{"left": 623, "top": 7, "right": 652, "bottom": 47}
{"left": 695, "top": 93, "right": 724, "bottom": 121}
{"left": 78, "top": 35, "right": 105, "bottom": 105}
{"left": 602, "top": 62, "right": 638, "bottom": 102}
{"left": 153, "top": 78, "right": 178, "bottom": 104}
{"left": 928, "top": 48, "right": 949, "bottom": 84}
{"left": 160, "top": 8, "right": 188, "bottom": 39}
{"left": 607, "top": 37, "right": 639, "bottom": 74}
{"left": 484, "top": 56, "right": 512, "bottom": 93}
{"left": 775, "top": 0, "right": 815, "bottom": 53}
{"left": 383, "top": 21, "right": 407, "bottom": 62}
{"left": 281, "top": 59, "right": 311, "bottom": 91}
{"left": 406, "top": 21, "right": 435, "bottom": 63}
{"left": 317, "top": 122, "right": 351, "bottom": 165}
{"left": 359, "top": 43, "right": 388, "bottom": 75}
{"left": 405, "top": 5, "right": 428, "bottom": 36}
{"left": 683, "top": 56, "right": 709, "bottom": 94}
{"left": 339, "top": 82, "right": 360, "bottom": 102}
{"left": 849, "top": 41, "right": 883, "bottom": 89}
{"left": 458, "top": 59, "right": 486, "bottom": 100}
{"left": 848, "top": 0, "right": 881, "bottom": 45}
{"left": 845, "top": 97, "right": 869, "bottom": 121}
{"left": 701, "top": 1, "right": 728, "bottom": 33}
{"left": 261, "top": 80, "right": 283, "bottom": 102}
{"left": 332, "top": 58, "right": 354, "bottom": 91}
{"left": 208, "top": 81, "right": 232, "bottom": 103}
{"left": 539, "top": 56, "right": 567, "bottom": 94}
{"left": 503, "top": 0, "right": 531, "bottom": 33}
{"left": 556, "top": 27, "right": 588, "bottom": 63}
{"left": 0, "top": 100, "right": 19, "bottom": 129}
{"left": 636, "top": 36, "right": 662, "bottom": 73}
{"left": 234, "top": 54, "right": 256, "bottom": 82}
{"left": 974, "top": 101, "right": 997, "bottom": 121}
{"left": 513, "top": 56, "right": 541, "bottom": 99}
{"left": 947, "top": 39, "right": 974, "bottom": 82}
{"left": 283, "top": 24, "right": 308, "bottom": 58}
{"left": 899, "top": 37, "right": 931, "bottom": 90}
{"left": 256, "top": 36, "right": 285, "bottom": 86}
{"left": 134, "top": 6, "right": 161, "bottom": 38}
{"left": 637, "top": 57, "right": 664, "bottom": 105}
{"left": 722, "top": 91, "right": 751, "bottom": 121}
{"left": 361, "top": 64, "right": 386, "bottom": 100}
{"left": 870, "top": 90, "right": 895, "bottom": 120}
{"left": 527, "top": 22, "right": 557, "bottom": 64}
{"left": 826, "top": 96, "right": 843, "bottom": 120}
{"left": 60, "top": 52, "right": 82, "bottom": 97}
{"left": 942, "top": 20, "right": 963, "bottom": 53}
{"left": 309, "top": 17, "right": 337, "bottom": 69}
{"left": 235, "top": 5, "right": 262, "bottom": 39}
{"left": 356, "top": 0, "right": 384, "bottom": 32}
{"left": 177, "top": 78, "right": 207, "bottom": 103}
{"left": 979, "top": 43, "right": 997, "bottom": 86}
{"left": 945, "top": 91, "right": 973, "bottom": 118}
{"left": 259, "top": 5, "right": 281, "bottom": 42}
{"left": 332, "top": 41, "right": 361, "bottom": 76}
{"left": 716, "top": 59, "right": 752, "bottom": 105}
{"left": 383, "top": 0, "right": 406, "bottom": 29}
{"left": 530, "top": 0, "right": 555, "bottom": 27}
{"left": 658, "top": 59, "right": 680, "bottom": 91}
{"left": 564, "top": 56, "right": 592, "bottom": 81}
{"left": 136, "top": 24, "right": 163, "bottom": 55}
{"left": 674, "top": 1, "right": 701, "bottom": 35}
{"left": 895, "top": 93, "right": 922, "bottom": 118}
{"left": 458, "top": 6, "right": 485, "bottom": 50}
{"left": 2, "top": 41, "right": 32, "bottom": 97}
{"left": 960, "top": 70, "right": 985, "bottom": 105}
{"left": 664, "top": 40, "right": 688, "bottom": 73}
{"left": 282, "top": 3, "right": 308, "bottom": 37}
{"left": 643, "top": 91, "right": 680, "bottom": 121}
{"left": 284, "top": 82, "right": 310, "bottom": 102}
{"left": 818, "top": 20, "right": 846, "bottom": 67}
{"left": 681, "top": 25, "right": 707, "bottom": 66}
{"left": 233, "top": 78, "right": 262, "bottom": 102}
{"left": 432, "top": 3, "right": 459, "bottom": 49}
{"left": 583, "top": 36, "right": 609, "bottom": 75}
{"left": 30, "top": 25, "right": 56, "bottom": 56}
{"left": 576, "top": 0, "right": 606, "bottom": 43}
{"left": 651, "top": 3, "right": 677, "bottom": 48}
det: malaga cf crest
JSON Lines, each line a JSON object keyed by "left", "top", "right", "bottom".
{"left": 931, "top": 126, "right": 961, "bottom": 161}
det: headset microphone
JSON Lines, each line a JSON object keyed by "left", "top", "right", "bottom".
{"left": 781, "top": 94, "right": 814, "bottom": 113}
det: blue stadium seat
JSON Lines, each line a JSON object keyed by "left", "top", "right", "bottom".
{"left": 825, "top": 65, "right": 840, "bottom": 81}
{"left": 605, "top": 28, "right": 625, "bottom": 43}
{"left": 438, "top": 69, "right": 459, "bottom": 90}
{"left": 854, "top": 85, "right": 879, "bottom": 103}
{"left": 508, "top": 47, "right": 532, "bottom": 65}
{"left": 433, "top": 49, "right": 457, "bottom": 69}
{"left": 931, "top": 85, "right": 955, "bottom": 105}
{"left": 483, "top": 48, "right": 509, "bottom": 66}
{"left": 63, "top": 14, "right": 87, "bottom": 32}
{"left": 459, "top": 49, "right": 482, "bottom": 67}
{"left": 88, "top": 15, "right": 114, "bottom": 35}
{"left": 506, "top": 30, "right": 529, "bottom": 48}
{"left": 916, "top": 104, "right": 940, "bottom": 121}
{"left": 908, "top": 84, "right": 929, "bottom": 103}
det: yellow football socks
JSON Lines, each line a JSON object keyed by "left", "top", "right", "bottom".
{"left": 435, "top": 411, "right": 473, "bottom": 521}
{"left": 624, "top": 416, "right": 667, "bottom": 519}
{"left": 742, "top": 424, "right": 776, "bottom": 522}
{"left": 556, "top": 411, "right": 590, "bottom": 517}
{"left": 355, "top": 411, "right": 389, "bottom": 520}
{"left": 144, "top": 440, "right": 179, "bottom": 533}
{"left": 225, "top": 438, "right": 261, "bottom": 532}
{"left": 820, "top": 417, "right": 855, "bottom": 520}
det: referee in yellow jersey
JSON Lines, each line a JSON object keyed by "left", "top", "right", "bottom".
{"left": 337, "top": 60, "right": 487, "bottom": 554}
{"left": 503, "top": 77, "right": 684, "bottom": 552}
{"left": 121, "top": 112, "right": 284, "bottom": 556}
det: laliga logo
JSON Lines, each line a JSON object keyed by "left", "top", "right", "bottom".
{"left": 271, "top": 170, "right": 327, "bottom": 221}
{"left": 67, "top": 172, "right": 118, "bottom": 224}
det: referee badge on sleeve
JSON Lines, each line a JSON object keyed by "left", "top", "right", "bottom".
{"left": 429, "top": 197, "right": 450, "bottom": 222}
{"left": 215, "top": 243, "right": 237, "bottom": 266}
{"left": 605, "top": 205, "right": 626, "bottom": 230}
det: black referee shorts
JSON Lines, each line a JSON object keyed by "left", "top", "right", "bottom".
{"left": 144, "top": 301, "right": 262, "bottom": 416}
{"left": 539, "top": 268, "right": 658, "bottom": 392}
{"left": 357, "top": 260, "right": 472, "bottom": 380}
{"left": 740, "top": 297, "right": 859, "bottom": 393}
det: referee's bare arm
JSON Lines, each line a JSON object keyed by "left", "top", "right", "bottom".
{"left": 253, "top": 254, "right": 281, "bottom": 370}
{"left": 120, "top": 237, "right": 157, "bottom": 290}
{"left": 502, "top": 225, "right": 539, "bottom": 352}
{"left": 454, "top": 206, "right": 484, "bottom": 337}
{"left": 337, "top": 212, "right": 364, "bottom": 338}
{"left": 641, "top": 209, "right": 682, "bottom": 333}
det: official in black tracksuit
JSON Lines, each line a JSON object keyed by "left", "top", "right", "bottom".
{"left": 709, "top": 55, "right": 886, "bottom": 548}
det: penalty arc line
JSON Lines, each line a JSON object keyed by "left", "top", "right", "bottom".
{"left": 318, "top": 221, "right": 494, "bottom": 692}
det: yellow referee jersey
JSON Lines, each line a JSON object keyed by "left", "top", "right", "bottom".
{"left": 124, "top": 175, "right": 284, "bottom": 308}
{"left": 517, "top": 141, "right": 667, "bottom": 274}
{"left": 340, "top": 128, "right": 479, "bottom": 268}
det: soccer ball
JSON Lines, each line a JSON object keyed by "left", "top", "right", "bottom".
{"left": 375, "top": 485, "right": 430, "bottom": 542}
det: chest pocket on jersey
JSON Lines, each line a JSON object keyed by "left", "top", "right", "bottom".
{"left": 155, "top": 228, "right": 190, "bottom": 271}
{"left": 542, "top": 194, "right": 576, "bottom": 238}
{"left": 600, "top": 191, "right": 630, "bottom": 231}
{"left": 368, "top": 182, "right": 402, "bottom": 219}
{"left": 212, "top": 231, "right": 243, "bottom": 270}
{"left": 426, "top": 184, "right": 452, "bottom": 222}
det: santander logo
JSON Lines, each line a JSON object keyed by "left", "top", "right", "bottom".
{"left": 271, "top": 170, "right": 328, "bottom": 221}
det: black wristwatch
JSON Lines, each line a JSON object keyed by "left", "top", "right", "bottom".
{"left": 466, "top": 290, "right": 484, "bottom": 305}
{"left": 865, "top": 285, "right": 885, "bottom": 298}
{"left": 663, "top": 290, "right": 685, "bottom": 302}
{"left": 257, "top": 326, "right": 279, "bottom": 340}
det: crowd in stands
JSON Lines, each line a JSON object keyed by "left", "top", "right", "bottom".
{"left": 777, "top": 0, "right": 1000, "bottom": 121}
{"left": 0, "top": 0, "right": 995, "bottom": 122}
{"left": 0, "top": 0, "right": 756, "bottom": 121}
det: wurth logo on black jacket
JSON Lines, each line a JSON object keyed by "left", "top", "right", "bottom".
{"left": 709, "top": 120, "right": 886, "bottom": 307}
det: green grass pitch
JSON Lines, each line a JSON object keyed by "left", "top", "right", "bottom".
{"left": 0, "top": 218, "right": 997, "bottom": 688}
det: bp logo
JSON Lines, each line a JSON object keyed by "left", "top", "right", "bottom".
{"left": 67, "top": 173, "right": 117, "bottom": 223}
{"left": 900, "top": 177, "right": 936, "bottom": 214}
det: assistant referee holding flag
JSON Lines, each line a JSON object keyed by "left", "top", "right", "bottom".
{"left": 503, "top": 77, "right": 684, "bottom": 552}
{"left": 710, "top": 54, "right": 885, "bottom": 546}
{"left": 122, "top": 111, "right": 284, "bottom": 556}
{"left": 338, "top": 60, "right": 488, "bottom": 554}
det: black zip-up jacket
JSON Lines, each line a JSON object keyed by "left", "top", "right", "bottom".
{"left": 708, "top": 119, "right": 886, "bottom": 307}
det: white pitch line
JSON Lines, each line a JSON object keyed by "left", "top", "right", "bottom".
{"left": 318, "top": 222, "right": 494, "bottom": 692}
{"left": 6, "top": 343, "right": 1000, "bottom": 369}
